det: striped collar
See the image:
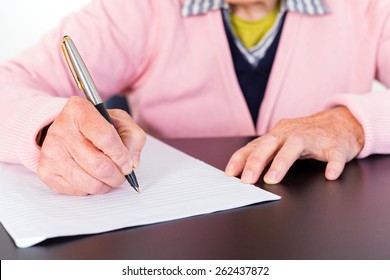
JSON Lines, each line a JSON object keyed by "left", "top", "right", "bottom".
{"left": 182, "top": 0, "right": 329, "bottom": 17}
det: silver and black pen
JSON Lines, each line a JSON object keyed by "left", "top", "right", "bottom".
{"left": 61, "top": 35, "right": 140, "bottom": 193}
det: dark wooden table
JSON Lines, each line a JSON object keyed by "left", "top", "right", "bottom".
{"left": 1, "top": 137, "right": 390, "bottom": 259}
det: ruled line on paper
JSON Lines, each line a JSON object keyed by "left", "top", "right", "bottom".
{"left": 0, "top": 136, "right": 280, "bottom": 248}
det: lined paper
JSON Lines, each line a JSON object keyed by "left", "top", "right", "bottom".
{"left": 0, "top": 136, "right": 280, "bottom": 248}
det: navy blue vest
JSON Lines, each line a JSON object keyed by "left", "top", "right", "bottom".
{"left": 223, "top": 12, "right": 286, "bottom": 126}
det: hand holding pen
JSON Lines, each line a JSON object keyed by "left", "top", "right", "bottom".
{"left": 36, "top": 36, "right": 146, "bottom": 195}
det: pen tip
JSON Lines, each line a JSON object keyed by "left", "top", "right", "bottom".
{"left": 125, "top": 173, "right": 140, "bottom": 193}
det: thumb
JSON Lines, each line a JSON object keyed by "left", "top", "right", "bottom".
{"left": 325, "top": 149, "right": 347, "bottom": 180}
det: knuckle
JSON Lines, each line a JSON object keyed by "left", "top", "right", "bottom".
{"left": 245, "top": 140, "right": 258, "bottom": 149}
{"left": 66, "top": 96, "right": 86, "bottom": 108}
{"left": 246, "top": 152, "right": 266, "bottom": 169}
{"left": 65, "top": 96, "right": 91, "bottom": 121}
{"left": 285, "top": 134, "right": 304, "bottom": 146}
{"left": 94, "top": 159, "right": 116, "bottom": 178}
{"left": 65, "top": 96, "right": 83, "bottom": 113}
{"left": 247, "top": 152, "right": 263, "bottom": 164}
{"left": 245, "top": 138, "right": 265, "bottom": 150}
{"left": 261, "top": 134, "right": 280, "bottom": 144}
{"left": 275, "top": 118, "right": 290, "bottom": 127}
{"left": 104, "top": 133, "right": 131, "bottom": 155}
{"left": 271, "top": 157, "right": 289, "bottom": 170}
{"left": 100, "top": 129, "right": 119, "bottom": 148}
{"left": 274, "top": 151, "right": 291, "bottom": 163}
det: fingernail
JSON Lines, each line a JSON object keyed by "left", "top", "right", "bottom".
{"left": 123, "top": 161, "right": 133, "bottom": 175}
{"left": 241, "top": 170, "right": 254, "bottom": 183}
{"left": 131, "top": 151, "right": 141, "bottom": 168}
{"left": 225, "top": 163, "right": 235, "bottom": 176}
{"left": 264, "top": 170, "right": 278, "bottom": 184}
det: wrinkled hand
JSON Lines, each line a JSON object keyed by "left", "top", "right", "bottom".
{"left": 37, "top": 96, "right": 146, "bottom": 195}
{"left": 225, "top": 106, "right": 365, "bottom": 184}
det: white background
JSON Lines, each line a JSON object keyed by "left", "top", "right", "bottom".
{"left": 0, "top": 0, "right": 91, "bottom": 63}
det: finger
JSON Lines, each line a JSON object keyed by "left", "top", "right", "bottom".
{"left": 239, "top": 135, "right": 281, "bottom": 184}
{"left": 325, "top": 149, "right": 347, "bottom": 180}
{"left": 109, "top": 109, "right": 146, "bottom": 168}
{"left": 263, "top": 135, "right": 305, "bottom": 184}
{"left": 38, "top": 171, "right": 88, "bottom": 196}
{"left": 225, "top": 145, "right": 255, "bottom": 177}
{"left": 38, "top": 153, "right": 111, "bottom": 195}
{"left": 76, "top": 107, "right": 134, "bottom": 176}
{"left": 67, "top": 136, "right": 126, "bottom": 188}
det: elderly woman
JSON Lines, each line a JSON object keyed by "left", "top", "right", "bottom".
{"left": 0, "top": 0, "right": 389, "bottom": 195}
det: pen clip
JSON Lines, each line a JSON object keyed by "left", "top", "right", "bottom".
{"left": 61, "top": 36, "right": 83, "bottom": 90}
